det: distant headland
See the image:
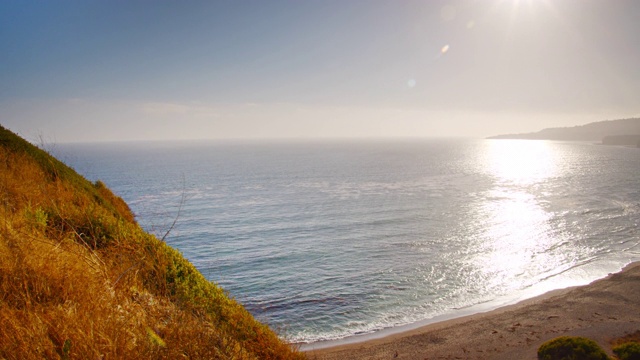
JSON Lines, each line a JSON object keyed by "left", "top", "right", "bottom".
{"left": 488, "top": 117, "right": 640, "bottom": 147}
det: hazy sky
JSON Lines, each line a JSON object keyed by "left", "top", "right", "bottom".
{"left": 1, "top": 0, "right": 639, "bottom": 142}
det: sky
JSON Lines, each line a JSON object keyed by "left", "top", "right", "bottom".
{"left": 1, "top": 0, "right": 639, "bottom": 143}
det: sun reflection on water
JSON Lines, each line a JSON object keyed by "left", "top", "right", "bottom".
{"left": 485, "top": 139, "right": 557, "bottom": 185}
{"left": 473, "top": 140, "right": 573, "bottom": 294}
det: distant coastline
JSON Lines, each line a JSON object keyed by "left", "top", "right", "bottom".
{"left": 602, "top": 134, "right": 640, "bottom": 147}
{"left": 488, "top": 117, "right": 640, "bottom": 146}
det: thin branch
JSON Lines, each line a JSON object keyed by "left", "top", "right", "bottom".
{"left": 161, "top": 174, "right": 187, "bottom": 242}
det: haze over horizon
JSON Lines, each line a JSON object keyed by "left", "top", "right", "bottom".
{"left": 1, "top": 0, "right": 639, "bottom": 143}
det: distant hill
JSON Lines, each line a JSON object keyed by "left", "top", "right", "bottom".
{"left": 488, "top": 118, "right": 640, "bottom": 145}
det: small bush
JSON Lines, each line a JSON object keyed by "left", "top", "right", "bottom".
{"left": 614, "top": 342, "right": 640, "bottom": 360}
{"left": 24, "top": 205, "right": 48, "bottom": 231}
{"left": 538, "top": 336, "right": 609, "bottom": 360}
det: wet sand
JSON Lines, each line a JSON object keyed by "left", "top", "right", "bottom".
{"left": 304, "top": 262, "right": 640, "bottom": 359}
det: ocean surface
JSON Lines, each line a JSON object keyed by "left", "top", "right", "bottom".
{"left": 53, "top": 139, "right": 640, "bottom": 344}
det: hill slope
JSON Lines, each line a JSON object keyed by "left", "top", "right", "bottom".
{"left": 0, "top": 125, "right": 304, "bottom": 359}
{"left": 488, "top": 117, "right": 640, "bottom": 142}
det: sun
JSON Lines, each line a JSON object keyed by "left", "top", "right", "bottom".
{"left": 501, "top": 0, "right": 556, "bottom": 14}
{"left": 505, "top": 0, "right": 552, "bottom": 7}
{"left": 491, "top": 0, "right": 558, "bottom": 42}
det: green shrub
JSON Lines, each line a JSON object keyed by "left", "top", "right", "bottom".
{"left": 537, "top": 336, "right": 609, "bottom": 360}
{"left": 613, "top": 342, "right": 640, "bottom": 360}
{"left": 24, "top": 205, "right": 48, "bottom": 231}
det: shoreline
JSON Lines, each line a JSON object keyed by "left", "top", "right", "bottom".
{"left": 303, "top": 261, "right": 640, "bottom": 359}
{"left": 299, "top": 285, "right": 574, "bottom": 351}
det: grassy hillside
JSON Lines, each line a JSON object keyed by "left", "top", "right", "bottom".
{"left": 0, "top": 125, "right": 305, "bottom": 359}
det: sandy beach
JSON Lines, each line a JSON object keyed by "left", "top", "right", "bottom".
{"left": 304, "top": 262, "right": 640, "bottom": 360}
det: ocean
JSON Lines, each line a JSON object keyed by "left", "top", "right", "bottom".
{"left": 53, "top": 138, "right": 640, "bottom": 344}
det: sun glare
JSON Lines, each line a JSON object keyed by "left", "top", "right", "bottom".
{"left": 494, "top": 0, "right": 558, "bottom": 42}
{"left": 469, "top": 139, "right": 565, "bottom": 293}
{"left": 504, "top": 0, "right": 551, "bottom": 8}
{"left": 478, "top": 188, "right": 555, "bottom": 291}
{"left": 484, "top": 139, "right": 557, "bottom": 186}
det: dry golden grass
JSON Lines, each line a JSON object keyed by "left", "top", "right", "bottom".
{"left": 612, "top": 330, "right": 640, "bottom": 347}
{"left": 0, "top": 125, "right": 304, "bottom": 359}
